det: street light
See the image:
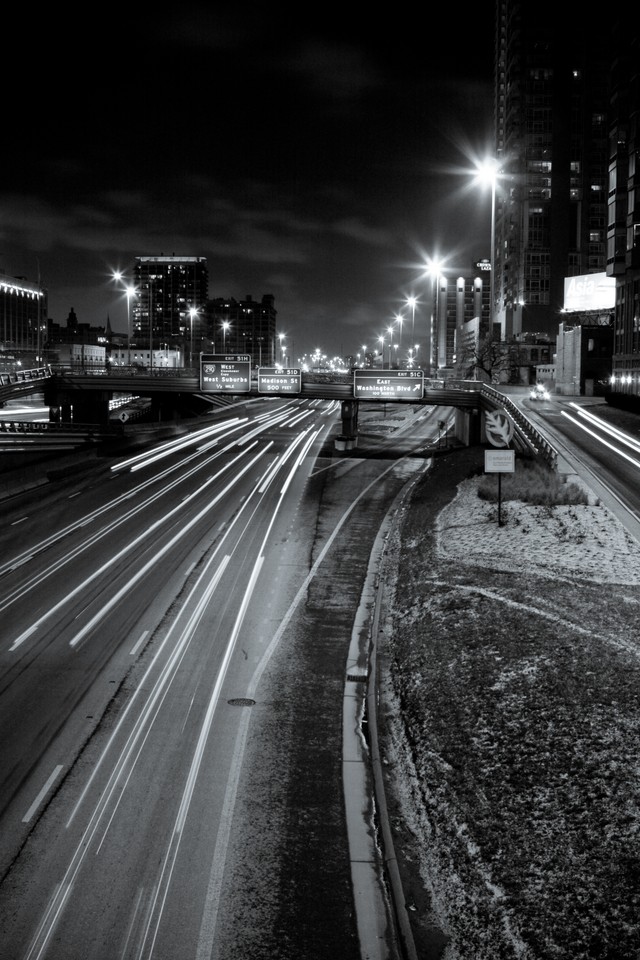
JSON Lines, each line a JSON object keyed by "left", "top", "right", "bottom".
{"left": 113, "top": 271, "right": 138, "bottom": 368}
{"left": 393, "top": 313, "right": 404, "bottom": 358}
{"left": 405, "top": 296, "right": 417, "bottom": 347}
{"left": 222, "top": 319, "right": 230, "bottom": 353}
{"left": 475, "top": 158, "right": 500, "bottom": 334}
{"left": 189, "top": 307, "right": 198, "bottom": 367}
{"left": 424, "top": 257, "right": 445, "bottom": 375}
{"left": 278, "top": 332, "right": 285, "bottom": 366}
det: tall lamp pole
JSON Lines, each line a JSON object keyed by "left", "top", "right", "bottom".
{"left": 424, "top": 257, "right": 444, "bottom": 375}
{"left": 475, "top": 158, "right": 500, "bottom": 334}
{"left": 189, "top": 307, "right": 198, "bottom": 367}
{"left": 125, "top": 285, "right": 136, "bottom": 367}
{"left": 406, "top": 297, "right": 417, "bottom": 351}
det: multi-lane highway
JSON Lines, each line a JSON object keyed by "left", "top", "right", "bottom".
{"left": 511, "top": 389, "right": 640, "bottom": 541}
{"left": 0, "top": 396, "right": 450, "bottom": 960}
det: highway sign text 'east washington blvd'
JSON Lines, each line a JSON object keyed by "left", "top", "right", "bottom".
{"left": 353, "top": 369, "right": 424, "bottom": 400}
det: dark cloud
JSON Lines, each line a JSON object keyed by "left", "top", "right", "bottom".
{"left": 2, "top": 5, "right": 494, "bottom": 360}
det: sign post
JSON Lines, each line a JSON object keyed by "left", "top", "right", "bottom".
{"left": 484, "top": 448, "right": 515, "bottom": 526}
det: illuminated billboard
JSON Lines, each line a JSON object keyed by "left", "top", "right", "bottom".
{"left": 563, "top": 273, "right": 615, "bottom": 312}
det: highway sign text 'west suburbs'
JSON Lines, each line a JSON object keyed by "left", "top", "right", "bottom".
{"left": 200, "top": 355, "right": 251, "bottom": 393}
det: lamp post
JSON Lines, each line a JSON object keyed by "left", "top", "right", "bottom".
{"left": 125, "top": 285, "right": 136, "bottom": 367}
{"left": 387, "top": 325, "right": 395, "bottom": 368}
{"left": 113, "top": 271, "right": 137, "bottom": 368}
{"left": 222, "top": 319, "right": 230, "bottom": 353}
{"left": 394, "top": 313, "right": 404, "bottom": 359}
{"left": 189, "top": 307, "right": 198, "bottom": 367}
{"left": 425, "top": 257, "right": 445, "bottom": 375}
{"left": 406, "top": 296, "right": 417, "bottom": 348}
{"left": 278, "top": 332, "right": 285, "bottom": 366}
{"left": 377, "top": 335, "right": 385, "bottom": 368}
{"left": 475, "top": 159, "right": 500, "bottom": 334}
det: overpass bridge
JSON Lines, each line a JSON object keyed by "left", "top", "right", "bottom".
{"left": 0, "top": 365, "right": 558, "bottom": 467}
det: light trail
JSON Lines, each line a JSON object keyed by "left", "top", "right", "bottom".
{"left": 569, "top": 402, "right": 640, "bottom": 455}
{"left": 0, "top": 435, "right": 264, "bottom": 615}
{"left": 561, "top": 409, "right": 640, "bottom": 471}
{"left": 8, "top": 443, "right": 266, "bottom": 650}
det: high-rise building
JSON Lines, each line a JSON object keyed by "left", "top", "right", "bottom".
{"left": 607, "top": 22, "right": 640, "bottom": 401}
{"left": 0, "top": 272, "right": 47, "bottom": 364}
{"left": 131, "top": 256, "right": 208, "bottom": 357}
{"left": 494, "top": 2, "right": 611, "bottom": 340}
{"left": 207, "top": 295, "right": 277, "bottom": 367}
{"left": 431, "top": 264, "right": 491, "bottom": 374}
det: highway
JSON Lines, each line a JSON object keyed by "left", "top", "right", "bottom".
{"left": 510, "top": 389, "right": 640, "bottom": 542}
{"left": 0, "top": 396, "right": 449, "bottom": 960}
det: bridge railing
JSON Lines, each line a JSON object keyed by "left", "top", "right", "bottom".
{"left": 0, "top": 365, "right": 52, "bottom": 387}
{"left": 479, "top": 384, "right": 559, "bottom": 469}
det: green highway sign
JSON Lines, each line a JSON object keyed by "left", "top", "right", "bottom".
{"left": 200, "top": 354, "right": 252, "bottom": 393}
{"left": 257, "top": 367, "right": 302, "bottom": 394}
{"left": 353, "top": 369, "right": 424, "bottom": 400}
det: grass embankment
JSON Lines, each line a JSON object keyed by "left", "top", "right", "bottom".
{"left": 382, "top": 449, "right": 640, "bottom": 960}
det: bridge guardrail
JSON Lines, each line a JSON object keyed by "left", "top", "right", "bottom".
{"left": 480, "top": 385, "right": 558, "bottom": 469}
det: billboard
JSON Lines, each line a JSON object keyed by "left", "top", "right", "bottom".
{"left": 563, "top": 273, "right": 615, "bottom": 312}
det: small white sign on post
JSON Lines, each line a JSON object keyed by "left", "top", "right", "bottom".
{"left": 484, "top": 449, "right": 515, "bottom": 473}
{"left": 484, "top": 449, "right": 515, "bottom": 526}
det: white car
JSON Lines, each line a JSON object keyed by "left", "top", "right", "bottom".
{"left": 529, "top": 384, "right": 551, "bottom": 401}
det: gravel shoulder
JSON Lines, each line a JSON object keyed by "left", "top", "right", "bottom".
{"left": 378, "top": 445, "right": 640, "bottom": 960}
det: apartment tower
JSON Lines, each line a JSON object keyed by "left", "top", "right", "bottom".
{"left": 493, "top": 2, "right": 611, "bottom": 340}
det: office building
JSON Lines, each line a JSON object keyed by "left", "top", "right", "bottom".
{"left": 493, "top": 2, "right": 611, "bottom": 340}
{"left": 131, "top": 256, "right": 208, "bottom": 359}
{"left": 207, "top": 295, "right": 277, "bottom": 367}
{"left": 430, "top": 261, "right": 492, "bottom": 375}
{"left": 607, "top": 23, "right": 640, "bottom": 402}
{"left": 0, "top": 272, "right": 47, "bottom": 365}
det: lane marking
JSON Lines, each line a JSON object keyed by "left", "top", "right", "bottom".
{"left": 23, "top": 765, "right": 63, "bottom": 823}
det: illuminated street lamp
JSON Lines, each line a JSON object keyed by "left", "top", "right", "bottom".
{"left": 222, "top": 319, "right": 230, "bottom": 353}
{"left": 474, "top": 158, "right": 500, "bottom": 333}
{"left": 394, "top": 313, "right": 404, "bottom": 356}
{"left": 189, "top": 307, "right": 198, "bottom": 367}
{"left": 278, "top": 332, "right": 286, "bottom": 366}
{"left": 377, "top": 334, "right": 386, "bottom": 368}
{"left": 405, "top": 296, "right": 417, "bottom": 346}
{"left": 113, "top": 271, "right": 138, "bottom": 368}
{"left": 424, "top": 257, "right": 445, "bottom": 375}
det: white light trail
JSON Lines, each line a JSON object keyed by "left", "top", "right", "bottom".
{"left": 569, "top": 403, "right": 640, "bottom": 455}
{"left": 561, "top": 409, "right": 640, "bottom": 470}
{"left": 8, "top": 444, "right": 266, "bottom": 650}
{"left": 111, "top": 417, "right": 246, "bottom": 472}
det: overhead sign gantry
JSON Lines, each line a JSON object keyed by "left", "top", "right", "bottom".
{"left": 353, "top": 369, "right": 424, "bottom": 400}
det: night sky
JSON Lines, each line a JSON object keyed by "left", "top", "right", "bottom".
{"left": 2, "top": 4, "right": 495, "bottom": 362}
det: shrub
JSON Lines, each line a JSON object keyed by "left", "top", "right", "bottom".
{"left": 477, "top": 457, "right": 589, "bottom": 506}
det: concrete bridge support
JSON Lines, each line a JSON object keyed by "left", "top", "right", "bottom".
{"left": 44, "top": 385, "right": 111, "bottom": 425}
{"left": 334, "top": 399, "right": 359, "bottom": 451}
{"left": 454, "top": 408, "right": 481, "bottom": 446}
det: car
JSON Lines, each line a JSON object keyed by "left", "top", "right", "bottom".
{"left": 529, "top": 384, "right": 551, "bottom": 401}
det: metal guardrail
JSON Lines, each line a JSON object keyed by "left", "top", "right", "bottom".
{"left": 479, "top": 384, "right": 559, "bottom": 469}
{"left": 0, "top": 365, "right": 53, "bottom": 403}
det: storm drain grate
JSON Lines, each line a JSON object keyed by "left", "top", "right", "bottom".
{"left": 228, "top": 697, "right": 256, "bottom": 707}
{"left": 347, "top": 674, "right": 368, "bottom": 683}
